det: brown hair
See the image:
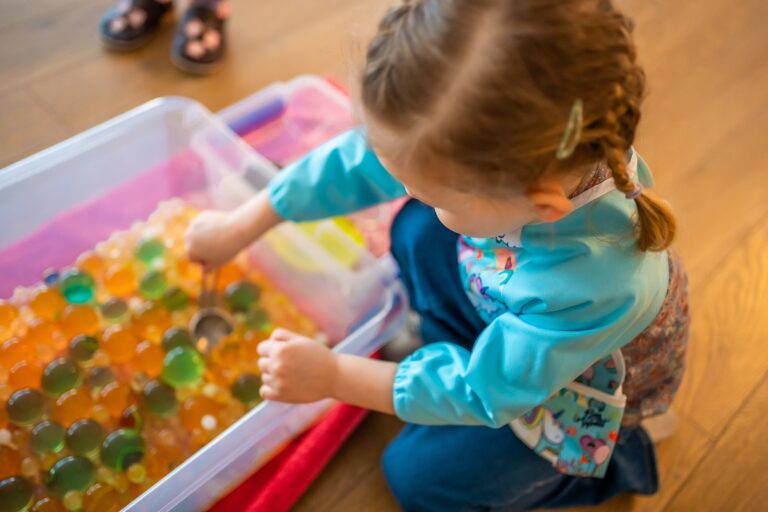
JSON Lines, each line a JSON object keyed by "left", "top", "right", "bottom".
{"left": 361, "top": 0, "right": 675, "bottom": 251}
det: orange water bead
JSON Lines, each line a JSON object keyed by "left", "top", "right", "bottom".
{"left": 60, "top": 305, "right": 100, "bottom": 339}
{"left": 215, "top": 262, "right": 244, "bottom": 292}
{"left": 25, "top": 319, "right": 64, "bottom": 348}
{"left": 52, "top": 388, "right": 93, "bottom": 426}
{"left": 132, "top": 303, "right": 171, "bottom": 343}
{"left": 100, "top": 382, "right": 136, "bottom": 417}
{"left": 133, "top": 340, "right": 163, "bottom": 377}
{"left": 176, "top": 258, "right": 202, "bottom": 283}
{"left": 76, "top": 251, "right": 106, "bottom": 280}
{"left": 0, "top": 444, "right": 21, "bottom": 479}
{"left": 180, "top": 395, "right": 221, "bottom": 431}
{"left": 8, "top": 361, "right": 43, "bottom": 390}
{"left": 104, "top": 264, "right": 137, "bottom": 298}
{"left": 83, "top": 482, "right": 121, "bottom": 512}
{"left": 0, "top": 400, "right": 7, "bottom": 427}
{"left": 0, "top": 302, "right": 19, "bottom": 340}
{"left": 29, "top": 288, "right": 66, "bottom": 321}
{"left": 0, "top": 338, "right": 35, "bottom": 370}
{"left": 31, "top": 497, "right": 67, "bottom": 512}
{"left": 101, "top": 326, "right": 138, "bottom": 364}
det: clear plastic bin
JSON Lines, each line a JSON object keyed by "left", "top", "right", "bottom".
{"left": 0, "top": 97, "right": 406, "bottom": 511}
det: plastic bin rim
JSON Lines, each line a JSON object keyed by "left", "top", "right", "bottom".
{"left": 0, "top": 96, "right": 216, "bottom": 189}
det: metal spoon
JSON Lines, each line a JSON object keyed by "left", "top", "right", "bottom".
{"left": 190, "top": 268, "right": 233, "bottom": 354}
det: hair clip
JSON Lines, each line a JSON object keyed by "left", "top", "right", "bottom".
{"left": 555, "top": 99, "right": 583, "bottom": 160}
{"left": 625, "top": 183, "right": 644, "bottom": 200}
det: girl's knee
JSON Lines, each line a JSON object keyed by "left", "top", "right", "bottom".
{"left": 381, "top": 438, "right": 424, "bottom": 511}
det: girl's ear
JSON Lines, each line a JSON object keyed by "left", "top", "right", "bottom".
{"left": 525, "top": 178, "right": 574, "bottom": 223}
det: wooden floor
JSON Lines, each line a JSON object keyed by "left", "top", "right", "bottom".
{"left": 2, "top": 0, "right": 767, "bottom": 510}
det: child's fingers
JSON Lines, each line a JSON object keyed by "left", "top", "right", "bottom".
{"left": 257, "top": 357, "right": 272, "bottom": 374}
{"left": 270, "top": 328, "right": 296, "bottom": 342}
{"left": 257, "top": 341, "right": 276, "bottom": 357}
{"left": 260, "top": 384, "right": 278, "bottom": 401}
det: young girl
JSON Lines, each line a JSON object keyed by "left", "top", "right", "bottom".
{"left": 186, "top": 0, "right": 690, "bottom": 509}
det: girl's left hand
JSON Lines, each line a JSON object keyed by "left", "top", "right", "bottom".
{"left": 257, "top": 328, "right": 338, "bottom": 403}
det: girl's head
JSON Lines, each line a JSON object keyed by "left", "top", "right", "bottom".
{"left": 360, "top": 0, "right": 675, "bottom": 250}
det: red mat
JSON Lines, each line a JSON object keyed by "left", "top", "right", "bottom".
{"left": 208, "top": 403, "right": 371, "bottom": 511}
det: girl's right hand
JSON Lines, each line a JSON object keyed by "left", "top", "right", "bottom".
{"left": 184, "top": 210, "right": 247, "bottom": 267}
{"left": 184, "top": 189, "right": 285, "bottom": 268}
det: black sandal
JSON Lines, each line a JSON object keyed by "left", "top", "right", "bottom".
{"left": 99, "top": 0, "right": 173, "bottom": 51}
{"left": 171, "top": 1, "right": 229, "bottom": 75}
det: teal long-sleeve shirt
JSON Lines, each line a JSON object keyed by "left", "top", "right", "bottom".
{"left": 268, "top": 128, "right": 668, "bottom": 428}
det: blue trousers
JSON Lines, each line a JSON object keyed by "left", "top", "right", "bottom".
{"left": 383, "top": 200, "right": 659, "bottom": 512}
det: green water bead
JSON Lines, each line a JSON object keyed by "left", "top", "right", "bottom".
{"left": 231, "top": 373, "right": 262, "bottom": 405}
{"left": 224, "top": 281, "right": 261, "bottom": 313}
{"left": 68, "top": 335, "right": 99, "bottom": 365}
{"left": 0, "top": 477, "right": 34, "bottom": 512}
{"left": 139, "top": 269, "right": 168, "bottom": 300}
{"left": 162, "top": 346, "right": 205, "bottom": 387}
{"left": 135, "top": 237, "right": 166, "bottom": 264}
{"left": 42, "top": 358, "right": 80, "bottom": 397}
{"left": 161, "top": 327, "right": 195, "bottom": 353}
{"left": 59, "top": 269, "right": 96, "bottom": 304}
{"left": 6, "top": 388, "right": 45, "bottom": 426}
{"left": 87, "top": 367, "right": 115, "bottom": 389}
{"left": 100, "top": 429, "right": 145, "bottom": 472}
{"left": 30, "top": 420, "right": 66, "bottom": 454}
{"left": 242, "top": 309, "right": 272, "bottom": 332}
{"left": 101, "top": 298, "right": 129, "bottom": 323}
{"left": 142, "top": 380, "right": 178, "bottom": 417}
{"left": 66, "top": 419, "right": 104, "bottom": 455}
{"left": 161, "top": 287, "right": 190, "bottom": 312}
{"left": 46, "top": 455, "right": 95, "bottom": 495}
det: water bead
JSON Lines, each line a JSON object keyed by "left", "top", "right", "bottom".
{"left": 0, "top": 445, "right": 21, "bottom": 478}
{"left": 42, "top": 359, "right": 80, "bottom": 397}
{"left": 0, "top": 338, "right": 34, "bottom": 371}
{"left": 231, "top": 373, "right": 262, "bottom": 405}
{"left": 176, "top": 258, "right": 202, "bottom": 284}
{"left": 99, "top": 382, "right": 136, "bottom": 418}
{"left": 29, "top": 288, "right": 66, "bottom": 321}
{"left": 8, "top": 361, "right": 42, "bottom": 391}
{"left": 20, "top": 457, "right": 39, "bottom": 480}
{"left": 0, "top": 476, "right": 34, "bottom": 512}
{"left": 101, "top": 326, "right": 138, "bottom": 365}
{"left": 111, "top": 472, "right": 129, "bottom": 493}
{"left": 180, "top": 396, "right": 220, "bottom": 431}
{"left": 0, "top": 303, "right": 19, "bottom": 341}
{"left": 52, "top": 388, "right": 93, "bottom": 427}
{"left": 92, "top": 405, "right": 111, "bottom": 426}
{"left": 6, "top": 388, "right": 45, "bottom": 426}
{"left": 161, "top": 287, "right": 189, "bottom": 312}
{"left": 59, "top": 270, "right": 96, "bottom": 304}
{"left": 82, "top": 483, "right": 120, "bottom": 512}
{"left": 30, "top": 421, "right": 66, "bottom": 454}
{"left": 103, "top": 265, "right": 136, "bottom": 298}
{"left": 126, "top": 463, "right": 147, "bottom": 484}
{"left": 135, "top": 238, "right": 166, "bottom": 264}
{"left": 132, "top": 303, "right": 171, "bottom": 343}
{"left": 133, "top": 341, "right": 163, "bottom": 377}
{"left": 65, "top": 419, "right": 104, "bottom": 456}
{"left": 162, "top": 346, "right": 205, "bottom": 388}
{"left": 47, "top": 455, "right": 95, "bottom": 495}
{"left": 216, "top": 263, "right": 244, "bottom": 292}
{"left": 60, "top": 305, "right": 99, "bottom": 338}
{"left": 76, "top": 251, "right": 106, "bottom": 279}
{"left": 119, "top": 405, "right": 143, "bottom": 431}
{"left": 142, "top": 380, "right": 178, "bottom": 417}
{"left": 139, "top": 270, "right": 168, "bottom": 300}
{"left": 68, "top": 335, "right": 99, "bottom": 366}
{"left": 161, "top": 327, "right": 195, "bottom": 353}
{"left": 62, "top": 490, "right": 83, "bottom": 512}
{"left": 32, "top": 497, "right": 66, "bottom": 512}
{"left": 43, "top": 269, "right": 61, "bottom": 288}
{"left": 87, "top": 367, "right": 115, "bottom": 390}
{"left": 25, "top": 320, "right": 63, "bottom": 349}
{"left": 242, "top": 309, "right": 272, "bottom": 333}
{"left": 100, "top": 429, "right": 145, "bottom": 471}
{"left": 100, "top": 298, "right": 129, "bottom": 324}
{"left": 10, "top": 429, "right": 27, "bottom": 449}
{"left": 224, "top": 281, "right": 261, "bottom": 313}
